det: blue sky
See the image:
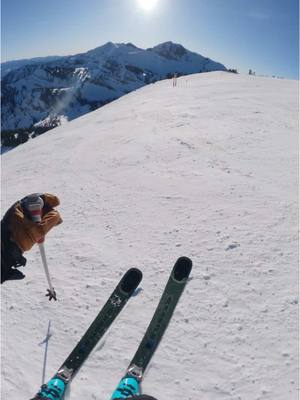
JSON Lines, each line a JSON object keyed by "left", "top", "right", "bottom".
{"left": 1, "top": 0, "right": 299, "bottom": 79}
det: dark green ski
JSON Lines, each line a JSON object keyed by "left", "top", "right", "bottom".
{"left": 31, "top": 268, "right": 142, "bottom": 400}
{"left": 111, "top": 257, "right": 192, "bottom": 399}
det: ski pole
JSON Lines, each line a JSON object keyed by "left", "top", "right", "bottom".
{"left": 40, "top": 320, "right": 52, "bottom": 386}
{"left": 24, "top": 194, "right": 57, "bottom": 300}
{"left": 38, "top": 241, "right": 57, "bottom": 301}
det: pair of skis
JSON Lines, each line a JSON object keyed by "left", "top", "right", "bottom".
{"left": 31, "top": 257, "right": 192, "bottom": 400}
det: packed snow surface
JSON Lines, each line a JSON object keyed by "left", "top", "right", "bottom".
{"left": 1, "top": 72, "right": 298, "bottom": 400}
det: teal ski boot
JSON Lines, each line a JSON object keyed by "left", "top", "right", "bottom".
{"left": 32, "top": 377, "right": 66, "bottom": 400}
{"left": 111, "top": 365, "right": 141, "bottom": 399}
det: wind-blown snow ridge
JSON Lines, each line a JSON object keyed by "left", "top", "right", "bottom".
{"left": 1, "top": 72, "right": 298, "bottom": 400}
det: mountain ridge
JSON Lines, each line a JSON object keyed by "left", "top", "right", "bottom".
{"left": 1, "top": 41, "right": 227, "bottom": 146}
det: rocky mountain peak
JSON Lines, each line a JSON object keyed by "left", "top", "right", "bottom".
{"left": 149, "top": 41, "right": 188, "bottom": 60}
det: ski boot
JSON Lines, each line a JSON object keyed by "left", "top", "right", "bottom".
{"left": 31, "top": 377, "right": 66, "bottom": 400}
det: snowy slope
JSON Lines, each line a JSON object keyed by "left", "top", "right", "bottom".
{"left": 1, "top": 72, "right": 298, "bottom": 400}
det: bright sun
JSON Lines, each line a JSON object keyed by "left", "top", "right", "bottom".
{"left": 137, "top": 0, "right": 159, "bottom": 11}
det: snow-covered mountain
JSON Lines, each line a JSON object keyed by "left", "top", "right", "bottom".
{"left": 1, "top": 72, "right": 298, "bottom": 400}
{"left": 1, "top": 41, "right": 226, "bottom": 136}
{"left": 1, "top": 55, "right": 64, "bottom": 78}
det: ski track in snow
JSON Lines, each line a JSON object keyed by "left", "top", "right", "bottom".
{"left": 1, "top": 72, "right": 298, "bottom": 400}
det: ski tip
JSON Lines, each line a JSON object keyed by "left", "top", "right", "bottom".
{"left": 172, "top": 257, "right": 193, "bottom": 282}
{"left": 120, "top": 268, "right": 143, "bottom": 295}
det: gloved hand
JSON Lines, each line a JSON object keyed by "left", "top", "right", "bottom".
{"left": 8, "top": 193, "right": 62, "bottom": 253}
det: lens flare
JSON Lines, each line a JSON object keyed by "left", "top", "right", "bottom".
{"left": 137, "top": 0, "right": 159, "bottom": 11}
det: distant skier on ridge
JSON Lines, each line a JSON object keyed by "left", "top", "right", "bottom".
{"left": 172, "top": 72, "right": 178, "bottom": 87}
{"left": 1, "top": 193, "right": 62, "bottom": 284}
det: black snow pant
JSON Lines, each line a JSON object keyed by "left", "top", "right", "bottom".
{"left": 1, "top": 215, "right": 27, "bottom": 283}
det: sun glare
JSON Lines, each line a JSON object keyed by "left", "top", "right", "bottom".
{"left": 137, "top": 0, "right": 159, "bottom": 11}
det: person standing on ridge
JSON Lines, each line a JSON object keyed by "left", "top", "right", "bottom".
{"left": 172, "top": 72, "right": 178, "bottom": 87}
{"left": 1, "top": 193, "right": 62, "bottom": 284}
